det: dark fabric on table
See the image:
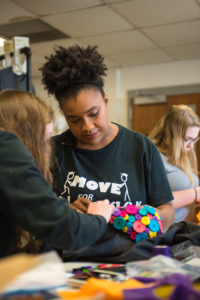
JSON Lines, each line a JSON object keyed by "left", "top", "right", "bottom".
{"left": 62, "top": 221, "right": 200, "bottom": 263}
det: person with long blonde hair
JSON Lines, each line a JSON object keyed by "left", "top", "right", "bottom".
{"left": 0, "top": 89, "right": 114, "bottom": 258}
{"left": 0, "top": 91, "right": 54, "bottom": 253}
{"left": 149, "top": 104, "right": 200, "bottom": 223}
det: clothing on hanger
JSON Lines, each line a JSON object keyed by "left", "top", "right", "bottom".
{"left": 0, "top": 66, "right": 35, "bottom": 93}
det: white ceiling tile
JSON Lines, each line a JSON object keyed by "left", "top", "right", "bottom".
{"left": 79, "top": 30, "right": 156, "bottom": 54}
{"left": 143, "top": 20, "right": 200, "bottom": 47}
{"left": 165, "top": 43, "right": 200, "bottom": 60}
{"left": 0, "top": 0, "right": 34, "bottom": 25}
{"left": 12, "top": 0, "right": 102, "bottom": 15}
{"left": 109, "top": 49, "right": 172, "bottom": 67}
{"left": 43, "top": 6, "right": 132, "bottom": 37}
{"left": 104, "top": 0, "right": 126, "bottom": 3}
{"left": 111, "top": 0, "right": 200, "bottom": 27}
{"left": 31, "top": 38, "right": 83, "bottom": 57}
{"left": 103, "top": 56, "right": 119, "bottom": 68}
{"left": 0, "top": 0, "right": 199, "bottom": 72}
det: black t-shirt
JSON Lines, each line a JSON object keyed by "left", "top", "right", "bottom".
{"left": 52, "top": 124, "right": 173, "bottom": 208}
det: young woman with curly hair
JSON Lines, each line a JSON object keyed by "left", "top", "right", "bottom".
{"left": 40, "top": 45, "right": 174, "bottom": 234}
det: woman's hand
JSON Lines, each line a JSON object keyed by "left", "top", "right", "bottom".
{"left": 87, "top": 199, "right": 115, "bottom": 223}
{"left": 156, "top": 203, "right": 174, "bottom": 231}
{"left": 71, "top": 197, "right": 92, "bottom": 213}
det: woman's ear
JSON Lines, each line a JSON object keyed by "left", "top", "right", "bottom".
{"left": 104, "top": 92, "right": 109, "bottom": 105}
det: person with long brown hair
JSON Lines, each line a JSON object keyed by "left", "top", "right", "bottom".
{"left": 149, "top": 104, "right": 200, "bottom": 223}
{"left": 0, "top": 89, "right": 114, "bottom": 258}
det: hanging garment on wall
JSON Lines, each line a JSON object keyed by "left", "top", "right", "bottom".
{"left": 0, "top": 66, "right": 35, "bottom": 93}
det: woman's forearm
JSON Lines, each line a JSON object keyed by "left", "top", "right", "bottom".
{"left": 172, "top": 189, "right": 197, "bottom": 208}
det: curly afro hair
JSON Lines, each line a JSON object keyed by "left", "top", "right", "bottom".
{"left": 40, "top": 45, "right": 107, "bottom": 101}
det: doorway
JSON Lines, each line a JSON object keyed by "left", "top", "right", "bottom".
{"left": 131, "top": 93, "right": 200, "bottom": 171}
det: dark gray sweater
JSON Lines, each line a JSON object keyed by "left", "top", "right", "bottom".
{"left": 0, "top": 131, "right": 107, "bottom": 258}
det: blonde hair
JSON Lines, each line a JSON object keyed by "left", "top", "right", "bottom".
{"left": 0, "top": 89, "right": 54, "bottom": 252}
{"left": 149, "top": 104, "right": 200, "bottom": 185}
{"left": 0, "top": 89, "right": 53, "bottom": 183}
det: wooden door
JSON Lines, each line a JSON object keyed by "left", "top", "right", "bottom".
{"left": 131, "top": 102, "right": 167, "bottom": 136}
{"left": 131, "top": 93, "right": 200, "bottom": 170}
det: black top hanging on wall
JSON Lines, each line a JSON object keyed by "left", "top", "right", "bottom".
{"left": 0, "top": 36, "right": 35, "bottom": 93}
